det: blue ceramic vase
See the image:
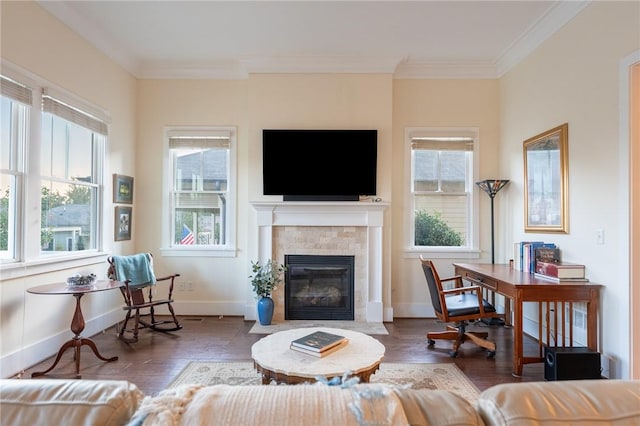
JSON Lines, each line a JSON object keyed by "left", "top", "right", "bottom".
{"left": 257, "top": 296, "right": 274, "bottom": 325}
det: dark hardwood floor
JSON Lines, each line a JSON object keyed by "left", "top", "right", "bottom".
{"left": 18, "top": 316, "right": 545, "bottom": 395}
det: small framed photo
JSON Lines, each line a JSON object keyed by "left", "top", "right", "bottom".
{"left": 115, "top": 206, "right": 132, "bottom": 241}
{"left": 113, "top": 174, "right": 134, "bottom": 204}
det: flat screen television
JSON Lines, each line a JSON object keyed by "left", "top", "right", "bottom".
{"left": 262, "top": 129, "right": 377, "bottom": 201}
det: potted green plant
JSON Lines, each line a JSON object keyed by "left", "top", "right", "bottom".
{"left": 250, "top": 259, "right": 287, "bottom": 325}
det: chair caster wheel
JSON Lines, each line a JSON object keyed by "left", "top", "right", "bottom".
{"left": 427, "top": 339, "right": 435, "bottom": 347}
{"left": 448, "top": 350, "right": 458, "bottom": 358}
{"left": 487, "top": 351, "right": 496, "bottom": 358}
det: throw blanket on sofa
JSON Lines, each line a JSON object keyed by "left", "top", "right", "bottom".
{"left": 128, "top": 383, "right": 413, "bottom": 426}
{"left": 112, "top": 253, "right": 156, "bottom": 287}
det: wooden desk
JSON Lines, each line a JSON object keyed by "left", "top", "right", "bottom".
{"left": 453, "top": 263, "right": 601, "bottom": 377}
{"left": 27, "top": 280, "right": 124, "bottom": 378}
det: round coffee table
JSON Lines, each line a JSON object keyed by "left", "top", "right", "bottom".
{"left": 251, "top": 327, "right": 385, "bottom": 385}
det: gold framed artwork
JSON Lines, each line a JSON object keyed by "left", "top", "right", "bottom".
{"left": 523, "top": 123, "right": 569, "bottom": 233}
{"left": 113, "top": 174, "right": 134, "bottom": 204}
{"left": 115, "top": 206, "right": 132, "bottom": 241}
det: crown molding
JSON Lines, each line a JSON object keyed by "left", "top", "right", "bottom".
{"left": 394, "top": 60, "right": 498, "bottom": 79}
{"left": 37, "top": 1, "right": 141, "bottom": 77}
{"left": 239, "top": 54, "right": 403, "bottom": 75}
{"left": 136, "top": 61, "right": 248, "bottom": 80}
{"left": 37, "top": 0, "right": 590, "bottom": 80}
{"left": 495, "top": 1, "right": 591, "bottom": 77}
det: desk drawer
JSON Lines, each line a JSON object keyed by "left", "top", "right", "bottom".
{"left": 461, "top": 271, "right": 498, "bottom": 290}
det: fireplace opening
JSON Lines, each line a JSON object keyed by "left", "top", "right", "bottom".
{"left": 284, "top": 254, "right": 354, "bottom": 320}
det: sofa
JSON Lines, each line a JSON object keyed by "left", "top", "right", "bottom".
{"left": 1, "top": 378, "right": 639, "bottom": 425}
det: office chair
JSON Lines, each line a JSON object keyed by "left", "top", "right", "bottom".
{"left": 107, "top": 253, "right": 182, "bottom": 343}
{"left": 420, "top": 256, "right": 497, "bottom": 358}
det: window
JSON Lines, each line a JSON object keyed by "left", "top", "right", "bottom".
{"left": 165, "top": 128, "right": 236, "bottom": 256}
{"left": 0, "top": 76, "right": 30, "bottom": 262}
{"left": 408, "top": 128, "right": 478, "bottom": 253}
{"left": 40, "top": 91, "right": 106, "bottom": 254}
{"left": 1, "top": 66, "right": 109, "bottom": 269}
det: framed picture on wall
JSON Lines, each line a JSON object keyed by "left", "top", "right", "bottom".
{"left": 113, "top": 174, "right": 134, "bottom": 204}
{"left": 523, "top": 123, "right": 569, "bottom": 233}
{"left": 115, "top": 206, "right": 132, "bottom": 241}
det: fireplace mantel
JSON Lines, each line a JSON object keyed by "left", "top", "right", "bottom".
{"left": 251, "top": 201, "right": 388, "bottom": 227}
{"left": 249, "top": 201, "right": 389, "bottom": 322}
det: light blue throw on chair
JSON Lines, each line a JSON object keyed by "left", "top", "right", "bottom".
{"left": 112, "top": 253, "right": 156, "bottom": 287}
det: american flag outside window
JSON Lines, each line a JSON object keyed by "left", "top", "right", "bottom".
{"left": 180, "top": 224, "right": 194, "bottom": 245}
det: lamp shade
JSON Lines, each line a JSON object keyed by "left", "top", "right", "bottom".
{"left": 476, "top": 179, "right": 509, "bottom": 264}
{"left": 476, "top": 179, "right": 509, "bottom": 198}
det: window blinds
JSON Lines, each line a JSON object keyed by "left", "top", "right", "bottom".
{"left": 42, "top": 90, "right": 108, "bottom": 136}
{"left": 410, "top": 129, "right": 475, "bottom": 151}
{"left": 411, "top": 137, "right": 474, "bottom": 152}
{"left": 168, "top": 130, "right": 231, "bottom": 149}
{"left": 1, "top": 75, "right": 32, "bottom": 105}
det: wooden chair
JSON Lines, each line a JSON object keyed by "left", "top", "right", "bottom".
{"left": 420, "top": 256, "right": 498, "bottom": 358}
{"left": 107, "top": 253, "right": 182, "bottom": 343}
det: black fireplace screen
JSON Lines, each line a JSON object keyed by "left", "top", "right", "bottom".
{"left": 284, "top": 254, "right": 355, "bottom": 320}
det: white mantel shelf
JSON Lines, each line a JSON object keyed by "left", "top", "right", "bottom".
{"left": 249, "top": 201, "right": 390, "bottom": 323}
{"left": 250, "top": 201, "right": 389, "bottom": 227}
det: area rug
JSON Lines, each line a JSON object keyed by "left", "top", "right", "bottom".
{"left": 168, "top": 361, "right": 480, "bottom": 402}
{"left": 249, "top": 320, "right": 389, "bottom": 335}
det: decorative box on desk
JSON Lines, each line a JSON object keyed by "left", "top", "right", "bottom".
{"left": 544, "top": 346, "right": 601, "bottom": 380}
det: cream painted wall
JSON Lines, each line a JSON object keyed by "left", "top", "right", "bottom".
{"left": 391, "top": 79, "right": 501, "bottom": 317}
{"left": 136, "top": 79, "right": 250, "bottom": 316}
{"left": 0, "top": 2, "right": 137, "bottom": 377}
{"left": 246, "top": 74, "right": 393, "bottom": 201}
{"left": 246, "top": 73, "right": 394, "bottom": 318}
{"left": 136, "top": 75, "right": 395, "bottom": 319}
{"left": 499, "top": 1, "right": 640, "bottom": 379}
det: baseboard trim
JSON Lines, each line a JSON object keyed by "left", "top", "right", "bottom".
{"left": 0, "top": 308, "right": 122, "bottom": 379}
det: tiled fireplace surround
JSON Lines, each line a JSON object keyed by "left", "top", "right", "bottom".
{"left": 250, "top": 202, "right": 388, "bottom": 323}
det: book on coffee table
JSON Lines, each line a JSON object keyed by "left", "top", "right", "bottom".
{"left": 290, "top": 330, "right": 347, "bottom": 353}
{"left": 290, "top": 339, "right": 349, "bottom": 358}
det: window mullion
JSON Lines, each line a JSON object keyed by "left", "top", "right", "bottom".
{"left": 436, "top": 151, "right": 443, "bottom": 192}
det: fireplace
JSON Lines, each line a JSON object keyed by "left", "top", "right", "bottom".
{"left": 250, "top": 201, "right": 389, "bottom": 323}
{"left": 285, "top": 255, "right": 355, "bottom": 320}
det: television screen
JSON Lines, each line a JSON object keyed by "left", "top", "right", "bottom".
{"left": 263, "top": 129, "right": 377, "bottom": 201}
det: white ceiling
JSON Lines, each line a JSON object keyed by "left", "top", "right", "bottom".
{"left": 37, "top": 1, "right": 590, "bottom": 79}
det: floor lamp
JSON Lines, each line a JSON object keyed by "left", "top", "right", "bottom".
{"left": 476, "top": 179, "right": 510, "bottom": 264}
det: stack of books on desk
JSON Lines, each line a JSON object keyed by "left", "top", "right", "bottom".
{"left": 514, "top": 241, "right": 558, "bottom": 272}
{"left": 290, "top": 331, "right": 349, "bottom": 357}
{"left": 534, "top": 260, "right": 589, "bottom": 283}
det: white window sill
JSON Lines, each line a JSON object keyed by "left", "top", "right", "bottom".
{"left": 160, "top": 246, "right": 237, "bottom": 258}
{"left": 402, "top": 248, "right": 481, "bottom": 259}
{"left": 0, "top": 252, "right": 109, "bottom": 280}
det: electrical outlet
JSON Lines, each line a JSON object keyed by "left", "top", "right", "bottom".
{"left": 186, "top": 281, "right": 193, "bottom": 291}
{"left": 596, "top": 228, "right": 604, "bottom": 245}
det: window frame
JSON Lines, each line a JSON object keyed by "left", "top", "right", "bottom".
{"left": 404, "top": 127, "right": 480, "bottom": 259}
{"left": 161, "top": 126, "right": 237, "bottom": 257}
{"left": 0, "top": 77, "right": 29, "bottom": 263}
{"left": 39, "top": 108, "right": 105, "bottom": 256}
{"left": 0, "top": 62, "right": 110, "bottom": 278}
